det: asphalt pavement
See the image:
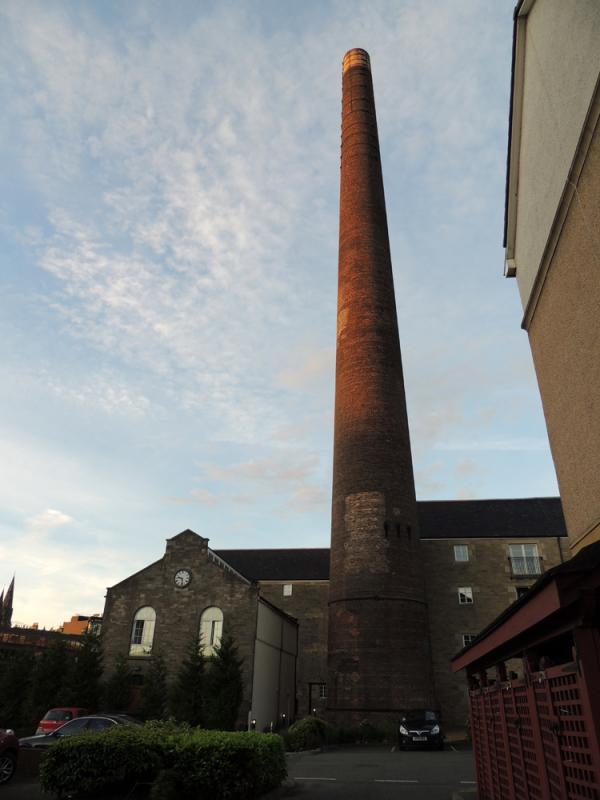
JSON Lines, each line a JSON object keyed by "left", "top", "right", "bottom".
{"left": 284, "top": 745, "right": 477, "bottom": 799}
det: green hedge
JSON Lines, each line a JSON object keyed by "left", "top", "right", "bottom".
{"left": 39, "top": 721, "right": 286, "bottom": 799}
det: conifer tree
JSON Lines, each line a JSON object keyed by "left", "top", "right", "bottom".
{"left": 102, "top": 653, "right": 132, "bottom": 713}
{"left": 65, "top": 630, "right": 103, "bottom": 710}
{"left": 203, "top": 635, "right": 244, "bottom": 731}
{"left": 170, "top": 634, "right": 204, "bottom": 726}
{"left": 0, "top": 650, "right": 35, "bottom": 734}
{"left": 140, "top": 654, "right": 168, "bottom": 720}
{"left": 29, "top": 638, "right": 70, "bottom": 724}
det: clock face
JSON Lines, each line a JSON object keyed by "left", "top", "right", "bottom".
{"left": 174, "top": 569, "right": 191, "bottom": 588}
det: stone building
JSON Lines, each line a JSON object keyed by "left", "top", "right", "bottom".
{"left": 102, "top": 497, "right": 567, "bottom": 732}
{"left": 101, "top": 529, "right": 297, "bottom": 731}
{"left": 504, "top": 0, "right": 600, "bottom": 556}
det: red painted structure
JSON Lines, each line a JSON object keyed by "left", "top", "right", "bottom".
{"left": 452, "top": 540, "right": 600, "bottom": 799}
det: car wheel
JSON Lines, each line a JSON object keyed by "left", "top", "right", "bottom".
{"left": 0, "top": 752, "right": 16, "bottom": 784}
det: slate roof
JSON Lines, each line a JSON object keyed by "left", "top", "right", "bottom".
{"left": 417, "top": 497, "right": 566, "bottom": 541}
{"left": 214, "top": 548, "right": 330, "bottom": 582}
{"left": 216, "top": 498, "right": 566, "bottom": 581}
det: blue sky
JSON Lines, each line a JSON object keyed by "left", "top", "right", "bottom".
{"left": 0, "top": 0, "right": 558, "bottom": 627}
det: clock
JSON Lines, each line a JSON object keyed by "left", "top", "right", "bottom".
{"left": 174, "top": 569, "right": 192, "bottom": 588}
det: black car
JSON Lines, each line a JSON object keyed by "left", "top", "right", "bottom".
{"left": 19, "top": 714, "right": 141, "bottom": 749}
{"left": 398, "top": 709, "right": 443, "bottom": 750}
{"left": 0, "top": 728, "right": 18, "bottom": 784}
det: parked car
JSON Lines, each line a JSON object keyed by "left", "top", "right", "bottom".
{"left": 36, "top": 707, "right": 89, "bottom": 735}
{"left": 0, "top": 728, "right": 18, "bottom": 785}
{"left": 20, "top": 714, "right": 141, "bottom": 749}
{"left": 398, "top": 709, "right": 444, "bottom": 750}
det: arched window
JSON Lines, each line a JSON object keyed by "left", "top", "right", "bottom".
{"left": 199, "top": 606, "right": 223, "bottom": 656}
{"left": 129, "top": 606, "right": 156, "bottom": 656}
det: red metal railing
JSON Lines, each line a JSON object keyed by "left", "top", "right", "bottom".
{"left": 469, "top": 659, "right": 600, "bottom": 799}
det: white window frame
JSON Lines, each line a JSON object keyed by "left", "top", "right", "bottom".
{"left": 283, "top": 584, "right": 293, "bottom": 597}
{"left": 463, "top": 633, "right": 475, "bottom": 647}
{"left": 200, "top": 606, "right": 223, "bottom": 656}
{"left": 458, "top": 587, "right": 474, "bottom": 605}
{"left": 509, "top": 543, "right": 541, "bottom": 575}
{"left": 454, "top": 544, "right": 469, "bottom": 562}
{"left": 319, "top": 683, "right": 327, "bottom": 699}
{"left": 129, "top": 606, "right": 156, "bottom": 656}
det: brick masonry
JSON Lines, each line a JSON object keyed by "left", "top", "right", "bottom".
{"left": 328, "top": 47, "right": 434, "bottom": 719}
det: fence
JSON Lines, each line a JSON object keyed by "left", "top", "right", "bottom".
{"left": 470, "top": 657, "right": 600, "bottom": 799}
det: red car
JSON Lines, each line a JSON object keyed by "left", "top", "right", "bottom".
{"left": 0, "top": 728, "right": 18, "bottom": 784}
{"left": 36, "top": 707, "right": 89, "bottom": 735}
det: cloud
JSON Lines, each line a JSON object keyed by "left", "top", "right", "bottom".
{"left": 277, "top": 348, "right": 334, "bottom": 390}
{"left": 27, "top": 508, "right": 73, "bottom": 530}
{"left": 163, "top": 488, "right": 217, "bottom": 507}
{"left": 456, "top": 458, "right": 478, "bottom": 476}
{"left": 206, "top": 453, "right": 319, "bottom": 485}
{"left": 287, "top": 485, "right": 329, "bottom": 512}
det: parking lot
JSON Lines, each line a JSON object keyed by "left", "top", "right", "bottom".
{"left": 2, "top": 744, "right": 476, "bottom": 800}
{"left": 285, "top": 745, "right": 476, "bottom": 799}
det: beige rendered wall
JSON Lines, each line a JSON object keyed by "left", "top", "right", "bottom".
{"left": 528, "top": 120, "right": 600, "bottom": 554}
{"left": 514, "top": 0, "right": 600, "bottom": 307}
{"left": 251, "top": 600, "right": 297, "bottom": 731}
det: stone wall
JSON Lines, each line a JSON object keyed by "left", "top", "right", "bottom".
{"left": 421, "top": 535, "right": 570, "bottom": 729}
{"left": 258, "top": 580, "right": 329, "bottom": 719}
{"left": 101, "top": 530, "right": 259, "bottom": 725}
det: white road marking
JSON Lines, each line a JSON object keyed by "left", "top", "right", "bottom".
{"left": 374, "top": 779, "right": 419, "bottom": 783}
{"left": 450, "top": 745, "right": 457, "bottom": 752}
{"left": 390, "top": 745, "right": 396, "bottom": 752}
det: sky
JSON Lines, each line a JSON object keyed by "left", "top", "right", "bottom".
{"left": 0, "top": 0, "right": 559, "bottom": 628}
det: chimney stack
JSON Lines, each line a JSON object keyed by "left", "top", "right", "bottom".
{"left": 327, "top": 49, "right": 435, "bottom": 722}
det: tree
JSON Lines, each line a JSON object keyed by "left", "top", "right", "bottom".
{"left": 170, "top": 634, "right": 204, "bottom": 726}
{"left": 203, "top": 635, "right": 243, "bottom": 731}
{"left": 102, "top": 654, "right": 132, "bottom": 713}
{"left": 140, "top": 654, "right": 168, "bottom": 721}
{"left": 65, "top": 630, "right": 103, "bottom": 710}
{"left": 29, "top": 639, "right": 70, "bottom": 725}
{"left": 0, "top": 650, "right": 35, "bottom": 734}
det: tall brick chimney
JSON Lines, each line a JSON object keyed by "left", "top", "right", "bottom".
{"left": 327, "top": 49, "right": 435, "bottom": 722}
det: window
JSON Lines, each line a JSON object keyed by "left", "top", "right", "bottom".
{"left": 463, "top": 634, "right": 476, "bottom": 648}
{"left": 319, "top": 683, "right": 327, "bottom": 699}
{"left": 458, "top": 587, "right": 473, "bottom": 604}
{"left": 86, "top": 718, "right": 115, "bottom": 732}
{"left": 200, "top": 606, "right": 223, "bottom": 656}
{"left": 283, "top": 584, "right": 293, "bottom": 597}
{"left": 129, "top": 607, "right": 156, "bottom": 656}
{"left": 55, "top": 718, "right": 90, "bottom": 737}
{"left": 509, "top": 544, "right": 542, "bottom": 576}
{"left": 454, "top": 544, "right": 469, "bottom": 562}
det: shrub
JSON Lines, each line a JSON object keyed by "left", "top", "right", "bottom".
{"left": 286, "top": 716, "right": 334, "bottom": 751}
{"left": 40, "top": 722, "right": 286, "bottom": 799}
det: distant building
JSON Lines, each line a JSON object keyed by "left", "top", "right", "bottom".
{"left": 504, "top": 0, "right": 600, "bottom": 555}
{"left": 61, "top": 614, "right": 102, "bottom": 636}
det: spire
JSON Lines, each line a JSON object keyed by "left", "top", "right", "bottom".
{"left": 3, "top": 576, "right": 14, "bottom": 628}
{"left": 327, "top": 49, "right": 434, "bottom": 722}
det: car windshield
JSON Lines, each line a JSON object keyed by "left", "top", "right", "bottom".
{"left": 403, "top": 710, "right": 438, "bottom": 723}
{"left": 43, "top": 710, "right": 72, "bottom": 721}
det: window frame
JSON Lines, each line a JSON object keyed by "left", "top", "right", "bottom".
{"left": 129, "top": 606, "right": 156, "bottom": 657}
{"left": 458, "top": 587, "right": 474, "bottom": 605}
{"left": 454, "top": 544, "right": 469, "bottom": 562}
{"left": 283, "top": 584, "right": 293, "bottom": 597}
